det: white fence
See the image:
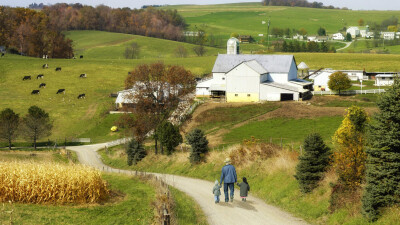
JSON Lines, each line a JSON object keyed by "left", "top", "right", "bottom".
{"left": 72, "top": 138, "right": 91, "bottom": 143}
{"left": 312, "top": 89, "right": 386, "bottom": 95}
{"left": 106, "top": 138, "right": 130, "bottom": 148}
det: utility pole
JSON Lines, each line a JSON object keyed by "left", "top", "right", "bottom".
{"left": 267, "top": 18, "right": 271, "bottom": 51}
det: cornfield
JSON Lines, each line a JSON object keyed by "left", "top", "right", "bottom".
{"left": 0, "top": 162, "right": 109, "bottom": 204}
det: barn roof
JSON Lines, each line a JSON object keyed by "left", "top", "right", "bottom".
{"left": 212, "top": 54, "right": 294, "bottom": 74}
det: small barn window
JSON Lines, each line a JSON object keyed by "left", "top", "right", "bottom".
{"left": 247, "top": 94, "right": 251, "bottom": 97}
{"left": 318, "top": 85, "right": 321, "bottom": 88}
{"left": 222, "top": 77, "right": 225, "bottom": 80}
{"left": 235, "top": 94, "right": 238, "bottom": 97}
{"left": 390, "top": 77, "right": 393, "bottom": 80}
{"left": 382, "top": 77, "right": 386, "bottom": 80}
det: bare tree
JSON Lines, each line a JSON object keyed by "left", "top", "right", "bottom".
{"left": 174, "top": 45, "right": 188, "bottom": 58}
{"left": 124, "top": 42, "right": 140, "bottom": 59}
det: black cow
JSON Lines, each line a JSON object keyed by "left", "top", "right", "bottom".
{"left": 80, "top": 55, "right": 83, "bottom": 59}
{"left": 128, "top": 71, "right": 131, "bottom": 75}
{"left": 79, "top": 73, "right": 87, "bottom": 78}
{"left": 42, "top": 64, "right": 48, "bottom": 69}
{"left": 22, "top": 76, "right": 31, "bottom": 80}
{"left": 37, "top": 74, "right": 44, "bottom": 79}
{"left": 56, "top": 89, "right": 65, "bottom": 94}
{"left": 77, "top": 94, "right": 86, "bottom": 99}
{"left": 55, "top": 67, "right": 62, "bottom": 71}
{"left": 1, "top": 53, "right": 4, "bottom": 57}
{"left": 31, "top": 90, "right": 40, "bottom": 95}
{"left": 39, "top": 83, "right": 46, "bottom": 88}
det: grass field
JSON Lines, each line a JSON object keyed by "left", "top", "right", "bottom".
{"left": 223, "top": 116, "right": 343, "bottom": 146}
{"left": 163, "top": 3, "right": 399, "bottom": 40}
{"left": 170, "top": 187, "right": 208, "bottom": 225}
{"left": 65, "top": 30, "right": 221, "bottom": 59}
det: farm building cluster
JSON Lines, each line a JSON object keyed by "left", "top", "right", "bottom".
{"left": 115, "top": 37, "right": 398, "bottom": 108}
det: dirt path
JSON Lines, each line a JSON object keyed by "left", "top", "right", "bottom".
{"left": 68, "top": 141, "right": 309, "bottom": 225}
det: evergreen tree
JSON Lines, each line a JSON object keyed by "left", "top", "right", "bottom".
{"left": 157, "top": 121, "right": 182, "bottom": 155}
{"left": 0, "top": 108, "right": 20, "bottom": 150}
{"left": 186, "top": 129, "right": 209, "bottom": 164}
{"left": 126, "top": 138, "right": 147, "bottom": 166}
{"left": 320, "top": 41, "right": 328, "bottom": 52}
{"left": 346, "top": 33, "right": 352, "bottom": 41}
{"left": 362, "top": 79, "right": 400, "bottom": 221}
{"left": 282, "top": 40, "right": 288, "bottom": 52}
{"left": 294, "top": 133, "right": 331, "bottom": 193}
{"left": 317, "top": 27, "right": 326, "bottom": 36}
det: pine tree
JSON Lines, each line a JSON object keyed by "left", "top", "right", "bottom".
{"left": 362, "top": 79, "right": 400, "bottom": 221}
{"left": 294, "top": 133, "right": 331, "bottom": 193}
{"left": 126, "top": 138, "right": 147, "bottom": 166}
{"left": 186, "top": 129, "right": 209, "bottom": 164}
{"left": 157, "top": 121, "right": 182, "bottom": 155}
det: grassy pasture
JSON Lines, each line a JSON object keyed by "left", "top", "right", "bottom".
{"left": 66, "top": 30, "right": 221, "bottom": 59}
{"left": 164, "top": 3, "right": 399, "bottom": 40}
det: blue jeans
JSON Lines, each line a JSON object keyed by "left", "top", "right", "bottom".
{"left": 223, "top": 183, "right": 234, "bottom": 202}
{"left": 214, "top": 195, "right": 220, "bottom": 203}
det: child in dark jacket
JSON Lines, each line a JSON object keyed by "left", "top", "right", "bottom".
{"left": 213, "top": 180, "right": 222, "bottom": 203}
{"left": 237, "top": 177, "right": 250, "bottom": 202}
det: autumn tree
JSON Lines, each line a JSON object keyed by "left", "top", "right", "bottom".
{"left": 0, "top": 108, "right": 20, "bottom": 150}
{"left": 362, "top": 79, "right": 400, "bottom": 221}
{"left": 328, "top": 72, "right": 352, "bottom": 95}
{"left": 332, "top": 106, "right": 369, "bottom": 188}
{"left": 358, "top": 19, "right": 365, "bottom": 26}
{"left": 186, "top": 129, "right": 209, "bottom": 164}
{"left": 126, "top": 138, "right": 147, "bottom": 165}
{"left": 295, "top": 133, "right": 330, "bottom": 193}
{"left": 156, "top": 121, "right": 182, "bottom": 155}
{"left": 125, "top": 63, "right": 195, "bottom": 154}
{"left": 20, "top": 106, "right": 53, "bottom": 150}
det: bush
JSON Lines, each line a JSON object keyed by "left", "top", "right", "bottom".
{"left": 186, "top": 129, "right": 208, "bottom": 164}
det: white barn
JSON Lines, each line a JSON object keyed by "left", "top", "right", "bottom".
{"left": 195, "top": 38, "right": 312, "bottom": 102}
{"left": 347, "top": 27, "right": 360, "bottom": 38}
{"left": 375, "top": 74, "right": 397, "bottom": 86}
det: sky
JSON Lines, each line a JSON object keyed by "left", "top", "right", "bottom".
{"left": 2, "top": 0, "right": 400, "bottom": 11}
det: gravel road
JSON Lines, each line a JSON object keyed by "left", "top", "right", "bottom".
{"left": 68, "top": 141, "right": 309, "bottom": 225}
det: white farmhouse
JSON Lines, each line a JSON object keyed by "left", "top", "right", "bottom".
{"left": 375, "top": 74, "right": 397, "bottom": 86}
{"left": 195, "top": 38, "right": 312, "bottom": 102}
{"left": 307, "top": 36, "right": 317, "bottom": 42}
{"left": 382, "top": 32, "right": 395, "bottom": 40}
{"left": 347, "top": 27, "right": 360, "bottom": 38}
{"left": 309, "top": 70, "right": 334, "bottom": 91}
{"left": 332, "top": 33, "right": 345, "bottom": 41}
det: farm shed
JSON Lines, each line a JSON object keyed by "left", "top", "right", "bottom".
{"left": 115, "top": 89, "right": 136, "bottom": 109}
{"left": 375, "top": 74, "right": 397, "bottom": 86}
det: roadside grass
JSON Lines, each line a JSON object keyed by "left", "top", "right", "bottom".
{"left": 164, "top": 3, "right": 397, "bottom": 44}
{"left": 170, "top": 187, "right": 208, "bottom": 225}
{"left": 65, "top": 30, "right": 221, "bottom": 59}
{"left": 194, "top": 103, "right": 279, "bottom": 132}
{"left": 0, "top": 150, "right": 76, "bottom": 164}
{"left": 0, "top": 174, "right": 155, "bottom": 225}
{"left": 223, "top": 116, "right": 343, "bottom": 146}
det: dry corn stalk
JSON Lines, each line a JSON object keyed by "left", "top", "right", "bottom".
{"left": 0, "top": 162, "right": 109, "bottom": 204}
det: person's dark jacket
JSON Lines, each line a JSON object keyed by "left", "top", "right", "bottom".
{"left": 220, "top": 164, "right": 237, "bottom": 184}
{"left": 237, "top": 182, "right": 250, "bottom": 197}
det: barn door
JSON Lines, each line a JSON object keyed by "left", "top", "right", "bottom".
{"left": 280, "top": 93, "right": 293, "bottom": 101}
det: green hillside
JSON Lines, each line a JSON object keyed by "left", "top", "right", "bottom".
{"left": 65, "top": 30, "right": 221, "bottom": 59}
{"left": 164, "top": 3, "right": 399, "bottom": 38}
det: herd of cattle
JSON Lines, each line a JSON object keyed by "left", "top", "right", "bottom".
{"left": 23, "top": 62, "right": 86, "bottom": 99}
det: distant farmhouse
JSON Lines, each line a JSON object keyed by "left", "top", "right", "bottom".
{"left": 196, "top": 38, "right": 312, "bottom": 102}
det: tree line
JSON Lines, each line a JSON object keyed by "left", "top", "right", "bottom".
{"left": 261, "top": 0, "right": 344, "bottom": 9}
{"left": 42, "top": 3, "right": 187, "bottom": 41}
{"left": 0, "top": 6, "right": 73, "bottom": 58}
{"left": 0, "top": 106, "right": 53, "bottom": 150}
{"left": 275, "top": 40, "right": 336, "bottom": 53}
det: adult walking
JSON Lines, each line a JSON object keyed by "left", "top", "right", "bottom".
{"left": 220, "top": 157, "right": 237, "bottom": 202}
